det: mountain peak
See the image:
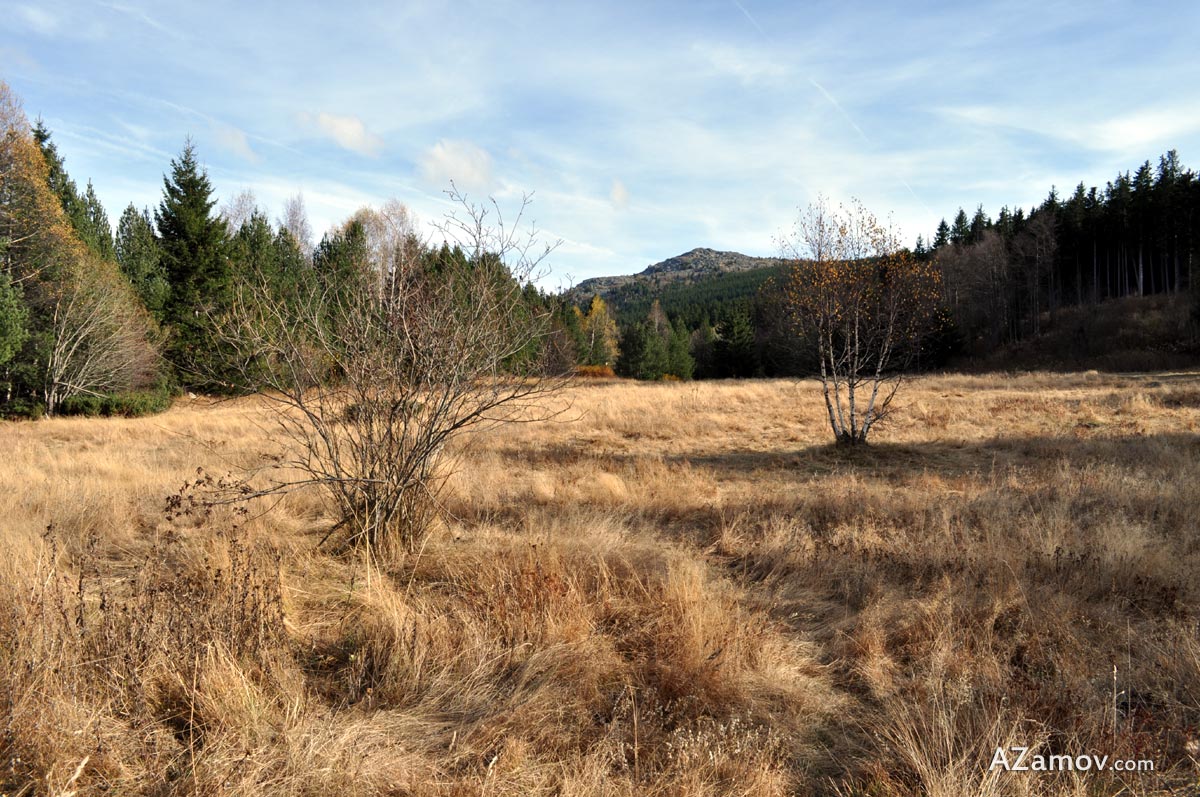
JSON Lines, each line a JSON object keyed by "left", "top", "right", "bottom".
{"left": 567, "top": 248, "right": 786, "bottom": 306}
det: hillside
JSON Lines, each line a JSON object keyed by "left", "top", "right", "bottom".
{"left": 568, "top": 247, "right": 787, "bottom": 323}
{"left": 960, "top": 293, "right": 1199, "bottom": 372}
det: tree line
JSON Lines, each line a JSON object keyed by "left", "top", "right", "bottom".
{"left": 0, "top": 81, "right": 583, "bottom": 419}
{"left": 4, "top": 71, "right": 1198, "bottom": 417}
{"left": 922, "top": 150, "right": 1199, "bottom": 354}
{"left": 586, "top": 149, "right": 1200, "bottom": 380}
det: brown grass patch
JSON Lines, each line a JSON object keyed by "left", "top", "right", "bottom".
{"left": 2, "top": 371, "right": 1199, "bottom": 794}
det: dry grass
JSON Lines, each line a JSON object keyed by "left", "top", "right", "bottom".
{"left": 2, "top": 373, "right": 1199, "bottom": 795}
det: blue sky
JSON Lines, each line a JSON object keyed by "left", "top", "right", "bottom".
{"left": 3, "top": 0, "right": 1198, "bottom": 287}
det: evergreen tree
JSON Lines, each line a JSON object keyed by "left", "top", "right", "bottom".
{"left": 715, "top": 309, "right": 757, "bottom": 378}
{"left": 80, "top": 181, "right": 114, "bottom": 259}
{"left": 229, "top": 211, "right": 277, "bottom": 282}
{"left": 690, "top": 317, "right": 718, "bottom": 378}
{"left": 0, "top": 272, "right": 27, "bottom": 370}
{"left": 313, "top": 218, "right": 370, "bottom": 299}
{"left": 932, "top": 219, "right": 951, "bottom": 250}
{"left": 32, "top": 119, "right": 83, "bottom": 225}
{"left": 155, "top": 140, "right": 230, "bottom": 380}
{"left": 32, "top": 122, "right": 113, "bottom": 259}
{"left": 968, "top": 205, "right": 990, "bottom": 244}
{"left": 666, "top": 317, "right": 695, "bottom": 379}
{"left": 115, "top": 204, "right": 169, "bottom": 320}
{"left": 914, "top": 235, "right": 928, "bottom": 260}
{"left": 950, "top": 208, "right": 970, "bottom": 246}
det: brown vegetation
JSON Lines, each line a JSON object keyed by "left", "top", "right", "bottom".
{"left": 2, "top": 372, "right": 1199, "bottom": 795}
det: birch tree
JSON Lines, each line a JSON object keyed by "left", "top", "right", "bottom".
{"left": 781, "top": 198, "right": 942, "bottom": 445}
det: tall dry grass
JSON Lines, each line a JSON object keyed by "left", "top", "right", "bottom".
{"left": 2, "top": 373, "right": 1198, "bottom": 795}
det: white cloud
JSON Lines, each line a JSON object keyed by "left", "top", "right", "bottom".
{"left": 300, "top": 111, "right": 384, "bottom": 157}
{"left": 18, "top": 6, "right": 59, "bottom": 35}
{"left": 937, "top": 103, "right": 1200, "bottom": 159}
{"left": 609, "top": 178, "right": 630, "bottom": 210}
{"left": 214, "top": 124, "right": 258, "bottom": 163}
{"left": 1088, "top": 106, "right": 1200, "bottom": 154}
{"left": 419, "top": 139, "right": 493, "bottom": 194}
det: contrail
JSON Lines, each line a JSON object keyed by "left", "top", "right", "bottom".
{"left": 730, "top": 0, "right": 767, "bottom": 37}
{"left": 730, "top": 0, "right": 939, "bottom": 229}
{"left": 807, "top": 77, "right": 870, "bottom": 145}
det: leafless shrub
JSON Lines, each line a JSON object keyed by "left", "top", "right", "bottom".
{"left": 213, "top": 188, "right": 565, "bottom": 557}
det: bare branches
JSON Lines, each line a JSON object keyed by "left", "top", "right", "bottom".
{"left": 781, "top": 198, "right": 942, "bottom": 445}
{"left": 212, "top": 191, "right": 565, "bottom": 557}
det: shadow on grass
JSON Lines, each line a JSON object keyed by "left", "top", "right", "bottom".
{"left": 662, "top": 431, "right": 1200, "bottom": 481}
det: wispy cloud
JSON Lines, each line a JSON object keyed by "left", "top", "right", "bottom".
{"left": 419, "top": 140, "right": 493, "bottom": 194}
{"left": 5, "top": 0, "right": 1200, "bottom": 282}
{"left": 300, "top": 111, "right": 384, "bottom": 157}
{"left": 97, "top": 1, "right": 183, "bottom": 40}
{"left": 16, "top": 5, "right": 60, "bottom": 36}
{"left": 214, "top": 124, "right": 258, "bottom": 163}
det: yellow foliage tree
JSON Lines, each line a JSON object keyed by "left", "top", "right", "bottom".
{"left": 576, "top": 295, "right": 619, "bottom": 367}
{"left": 0, "top": 81, "right": 158, "bottom": 414}
{"left": 781, "top": 197, "right": 942, "bottom": 445}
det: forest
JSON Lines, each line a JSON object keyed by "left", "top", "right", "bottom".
{"left": 3, "top": 74, "right": 1199, "bottom": 422}
{"left": 599, "top": 150, "right": 1200, "bottom": 380}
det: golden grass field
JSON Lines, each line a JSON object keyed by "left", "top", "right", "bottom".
{"left": 3, "top": 372, "right": 1200, "bottom": 796}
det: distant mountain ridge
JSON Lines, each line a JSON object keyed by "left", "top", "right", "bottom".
{"left": 568, "top": 247, "right": 785, "bottom": 303}
{"left": 565, "top": 247, "right": 790, "bottom": 326}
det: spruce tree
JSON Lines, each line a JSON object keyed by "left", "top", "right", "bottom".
{"left": 666, "top": 318, "right": 695, "bottom": 379}
{"left": 932, "top": 219, "right": 951, "bottom": 250}
{"left": 32, "top": 122, "right": 113, "bottom": 259}
{"left": 691, "top": 317, "right": 718, "bottom": 378}
{"left": 155, "top": 139, "right": 230, "bottom": 380}
{"left": 80, "top": 181, "right": 114, "bottom": 260}
{"left": 116, "top": 204, "right": 169, "bottom": 320}
{"left": 0, "top": 273, "right": 27, "bottom": 370}
{"left": 715, "top": 309, "right": 757, "bottom": 378}
{"left": 950, "top": 208, "right": 970, "bottom": 246}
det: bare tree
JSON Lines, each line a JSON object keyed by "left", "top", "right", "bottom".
{"left": 781, "top": 198, "right": 942, "bottom": 445}
{"left": 219, "top": 189, "right": 260, "bottom": 232}
{"left": 213, "top": 188, "right": 563, "bottom": 558}
{"left": 43, "top": 264, "right": 159, "bottom": 414}
{"left": 279, "top": 192, "right": 314, "bottom": 261}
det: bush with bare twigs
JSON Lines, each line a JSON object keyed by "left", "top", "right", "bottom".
{"left": 210, "top": 189, "right": 565, "bottom": 558}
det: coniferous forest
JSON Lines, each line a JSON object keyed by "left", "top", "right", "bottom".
{"left": 3, "top": 75, "right": 1199, "bottom": 422}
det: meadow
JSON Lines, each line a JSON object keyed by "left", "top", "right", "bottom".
{"left": 2, "top": 372, "right": 1199, "bottom": 796}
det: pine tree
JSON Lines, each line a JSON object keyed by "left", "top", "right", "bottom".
{"left": 155, "top": 139, "right": 230, "bottom": 380}
{"left": 115, "top": 204, "right": 169, "bottom": 320}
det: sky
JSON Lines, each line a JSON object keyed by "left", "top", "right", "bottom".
{"left": 2, "top": 0, "right": 1199, "bottom": 289}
